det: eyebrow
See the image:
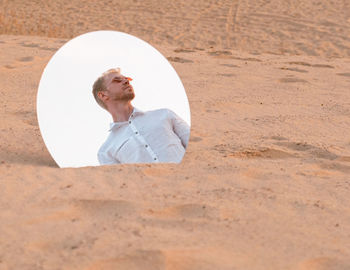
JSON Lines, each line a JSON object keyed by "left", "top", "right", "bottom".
{"left": 112, "top": 75, "right": 125, "bottom": 80}
{"left": 107, "top": 75, "right": 122, "bottom": 84}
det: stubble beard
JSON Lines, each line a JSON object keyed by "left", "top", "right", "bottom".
{"left": 112, "top": 86, "right": 135, "bottom": 101}
{"left": 122, "top": 92, "right": 135, "bottom": 101}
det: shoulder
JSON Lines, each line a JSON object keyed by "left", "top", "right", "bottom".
{"left": 145, "top": 108, "right": 171, "bottom": 114}
{"left": 144, "top": 108, "right": 175, "bottom": 118}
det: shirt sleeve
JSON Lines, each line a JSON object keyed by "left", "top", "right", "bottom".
{"left": 98, "top": 150, "right": 120, "bottom": 165}
{"left": 168, "top": 109, "right": 190, "bottom": 148}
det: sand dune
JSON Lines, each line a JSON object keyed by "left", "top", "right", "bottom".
{"left": 1, "top": 0, "right": 350, "bottom": 269}
{"left": 1, "top": 0, "right": 350, "bottom": 57}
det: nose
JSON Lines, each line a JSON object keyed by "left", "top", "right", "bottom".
{"left": 123, "top": 78, "right": 129, "bottom": 85}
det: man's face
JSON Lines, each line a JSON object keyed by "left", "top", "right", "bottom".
{"left": 103, "top": 72, "right": 135, "bottom": 101}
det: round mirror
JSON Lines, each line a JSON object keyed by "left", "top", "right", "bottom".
{"left": 37, "top": 31, "right": 191, "bottom": 168}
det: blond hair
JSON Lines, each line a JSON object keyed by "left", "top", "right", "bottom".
{"left": 92, "top": 68, "right": 121, "bottom": 110}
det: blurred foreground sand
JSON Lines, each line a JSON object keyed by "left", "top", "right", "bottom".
{"left": 1, "top": 1, "right": 350, "bottom": 269}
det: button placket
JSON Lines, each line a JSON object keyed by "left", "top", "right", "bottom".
{"left": 128, "top": 120, "right": 159, "bottom": 162}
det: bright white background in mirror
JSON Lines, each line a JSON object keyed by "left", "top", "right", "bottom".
{"left": 37, "top": 31, "right": 191, "bottom": 168}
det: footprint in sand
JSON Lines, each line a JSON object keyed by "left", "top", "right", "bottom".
{"left": 231, "top": 56, "right": 262, "bottom": 62}
{"left": 336, "top": 72, "right": 350, "bottom": 77}
{"left": 20, "top": 42, "right": 39, "bottom": 48}
{"left": 189, "top": 136, "right": 202, "bottom": 142}
{"left": 207, "top": 50, "right": 232, "bottom": 56}
{"left": 57, "top": 39, "right": 68, "bottom": 44}
{"left": 86, "top": 249, "right": 165, "bottom": 270}
{"left": 170, "top": 203, "right": 217, "bottom": 219}
{"left": 319, "top": 162, "right": 350, "bottom": 173}
{"left": 18, "top": 56, "right": 34, "bottom": 62}
{"left": 166, "top": 56, "right": 193, "bottom": 63}
{"left": 147, "top": 203, "right": 218, "bottom": 220}
{"left": 287, "top": 61, "right": 335, "bottom": 69}
{"left": 220, "top": 63, "right": 239, "bottom": 68}
{"left": 218, "top": 73, "right": 235, "bottom": 77}
{"left": 312, "top": 64, "right": 334, "bottom": 69}
{"left": 173, "top": 48, "right": 196, "bottom": 53}
{"left": 233, "top": 148, "right": 294, "bottom": 159}
{"left": 296, "top": 257, "right": 349, "bottom": 270}
{"left": 213, "top": 144, "right": 294, "bottom": 159}
{"left": 206, "top": 109, "right": 220, "bottom": 113}
{"left": 19, "top": 42, "right": 57, "bottom": 51}
{"left": 274, "top": 141, "right": 338, "bottom": 160}
{"left": 279, "top": 77, "right": 308, "bottom": 83}
{"left": 336, "top": 156, "right": 350, "bottom": 162}
{"left": 279, "top": 67, "right": 308, "bottom": 73}
{"left": 274, "top": 141, "right": 315, "bottom": 152}
{"left": 269, "top": 135, "right": 288, "bottom": 141}
{"left": 39, "top": 46, "right": 58, "bottom": 51}
{"left": 288, "top": 61, "right": 312, "bottom": 67}
{"left": 12, "top": 110, "right": 37, "bottom": 126}
{"left": 72, "top": 199, "right": 138, "bottom": 218}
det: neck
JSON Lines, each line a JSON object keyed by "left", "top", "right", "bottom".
{"left": 107, "top": 101, "right": 134, "bottom": 122}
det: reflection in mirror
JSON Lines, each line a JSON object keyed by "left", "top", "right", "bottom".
{"left": 37, "top": 31, "right": 191, "bottom": 168}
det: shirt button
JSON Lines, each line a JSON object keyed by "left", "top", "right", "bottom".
{"left": 135, "top": 131, "right": 138, "bottom": 134}
{"left": 128, "top": 121, "right": 131, "bottom": 124}
{"left": 154, "top": 158, "right": 157, "bottom": 160}
{"left": 145, "top": 145, "right": 148, "bottom": 148}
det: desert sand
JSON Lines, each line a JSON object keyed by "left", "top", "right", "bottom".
{"left": 1, "top": 0, "right": 350, "bottom": 269}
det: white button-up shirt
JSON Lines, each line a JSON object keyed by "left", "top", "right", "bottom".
{"left": 98, "top": 108, "right": 190, "bottom": 165}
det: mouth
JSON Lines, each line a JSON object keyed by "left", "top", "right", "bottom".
{"left": 124, "top": 85, "right": 132, "bottom": 91}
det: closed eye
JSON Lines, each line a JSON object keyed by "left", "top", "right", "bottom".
{"left": 113, "top": 78, "right": 123, "bottom": 82}
{"left": 112, "top": 76, "right": 132, "bottom": 83}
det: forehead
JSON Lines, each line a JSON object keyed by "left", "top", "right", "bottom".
{"left": 104, "top": 72, "right": 122, "bottom": 84}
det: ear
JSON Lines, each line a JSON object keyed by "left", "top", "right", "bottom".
{"left": 97, "top": 91, "right": 109, "bottom": 102}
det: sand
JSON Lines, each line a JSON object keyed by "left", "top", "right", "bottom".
{"left": 1, "top": 0, "right": 350, "bottom": 269}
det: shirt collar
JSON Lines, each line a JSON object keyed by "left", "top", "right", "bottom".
{"left": 132, "top": 107, "right": 145, "bottom": 116}
{"left": 108, "top": 107, "right": 145, "bottom": 131}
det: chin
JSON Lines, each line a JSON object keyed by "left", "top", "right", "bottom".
{"left": 123, "top": 93, "right": 135, "bottom": 100}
